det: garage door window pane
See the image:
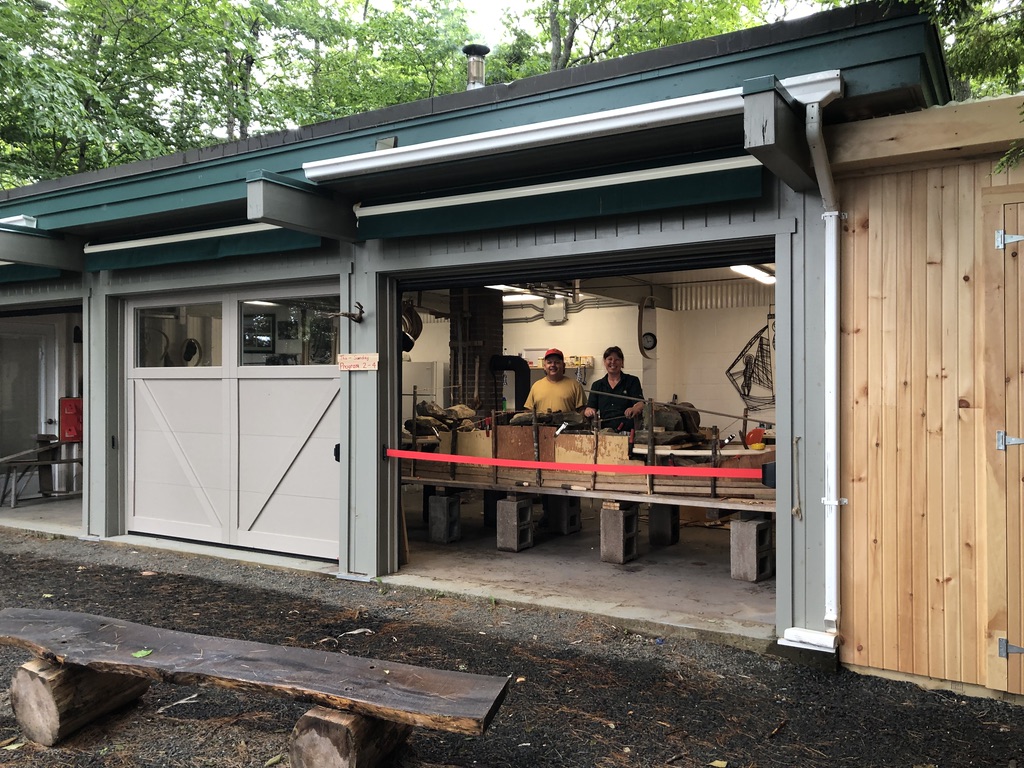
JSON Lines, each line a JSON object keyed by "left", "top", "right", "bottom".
{"left": 240, "top": 296, "right": 340, "bottom": 365}
{"left": 137, "top": 304, "right": 222, "bottom": 367}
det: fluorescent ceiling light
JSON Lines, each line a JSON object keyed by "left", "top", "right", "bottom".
{"left": 731, "top": 264, "right": 776, "bottom": 285}
{"left": 83, "top": 223, "right": 280, "bottom": 254}
{"left": 243, "top": 300, "right": 280, "bottom": 306}
{"left": 502, "top": 293, "right": 544, "bottom": 303}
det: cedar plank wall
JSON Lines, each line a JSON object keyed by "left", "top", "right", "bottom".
{"left": 838, "top": 152, "right": 1024, "bottom": 689}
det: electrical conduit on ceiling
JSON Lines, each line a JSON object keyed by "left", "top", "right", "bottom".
{"left": 780, "top": 77, "right": 845, "bottom": 654}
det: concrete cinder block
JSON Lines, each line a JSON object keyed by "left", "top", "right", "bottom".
{"left": 545, "top": 496, "right": 582, "bottom": 535}
{"left": 496, "top": 497, "right": 533, "bottom": 552}
{"left": 648, "top": 503, "right": 680, "bottom": 546}
{"left": 730, "top": 518, "right": 775, "bottom": 582}
{"left": 427, "top": 495, "right": 461, "bottom": 544}
{"left": 600, "top": 502, "right": 639, "bottom": 564}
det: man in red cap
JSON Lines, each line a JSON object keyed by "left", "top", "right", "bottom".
{"left": 523, "top": 348, "right": 585, "bottom": 413}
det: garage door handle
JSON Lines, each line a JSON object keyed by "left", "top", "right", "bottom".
{"left": 996, "top": 430, "right": 1024, "bottom": 450}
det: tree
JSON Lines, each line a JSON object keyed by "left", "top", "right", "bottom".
{"left": 513, "top": 0, "right": 764, "bottom": 71}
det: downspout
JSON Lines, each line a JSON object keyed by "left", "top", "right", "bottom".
{"left": 781, "top": 92, "right": 846, "bottom": 653}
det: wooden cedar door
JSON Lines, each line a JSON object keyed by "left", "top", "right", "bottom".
{"left": 839, "top": 162, "right": 1024, "bottom": 695}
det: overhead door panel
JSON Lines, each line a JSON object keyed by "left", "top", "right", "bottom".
{"left": 236, "top": 378, "right": 340, "bottom": 559}
{"left": 129, "top": 378, "right": 229, "bottom": 540}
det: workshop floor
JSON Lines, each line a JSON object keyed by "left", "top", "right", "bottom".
{"left": 0, "top": 489, "right": 777, "bottom": 648}
{"left": 394, "top": 488, "right": 776, "bottom": 647}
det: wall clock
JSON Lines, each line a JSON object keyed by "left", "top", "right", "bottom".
{"left": 641, "top": 332, "right": 657, "bottom": 351}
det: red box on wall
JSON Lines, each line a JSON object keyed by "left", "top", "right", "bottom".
{"left": 59, "top": 397, "right": 83, "bottom": 443}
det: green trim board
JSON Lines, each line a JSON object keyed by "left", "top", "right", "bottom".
{"left": 84, "top": 228, "right": 321, "bottom": 272}
{"left": 0, "top": 265, "right": 62, "bottom": 283}
{"left": 354, "top": 166, "right": 763, "bottom": 240}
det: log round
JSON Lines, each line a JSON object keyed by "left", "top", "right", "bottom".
{"left": 289, "top": 706, "right": 412, "bottom": 768}
{"left": 10, "top": 658, "right": 150, "bottom": 746}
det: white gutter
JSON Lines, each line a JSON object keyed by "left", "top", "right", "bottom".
{"left": 302, "top": 71, "right": 844, "bottom": 184}
{"left": 780, "top": 76, "right": 845, "bottom": 654}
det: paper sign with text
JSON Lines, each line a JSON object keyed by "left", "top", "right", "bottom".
{"left": 337, "top": 353, "right": 379, "bottom": 371}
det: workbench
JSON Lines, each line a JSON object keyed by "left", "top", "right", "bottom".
{"left": 396, "top": 424, "right": 776, "bottom": 580}
{"left": 0, "top": 441, "right": 82, "bottom": 508}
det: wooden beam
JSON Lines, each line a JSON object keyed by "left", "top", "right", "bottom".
{"left": 743, "top": 76, "right": 817, "bottom": 193}
{"left": 0, "top": 228, "right": 84, "bottom": 271}
{"left": 247, "top": 170, "right": 358, "bottom": 242}
{"left": 829, "top": 96, "right": 1024, "bottom": 173}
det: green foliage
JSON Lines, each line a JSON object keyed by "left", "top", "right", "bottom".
{"left": 942, "top": 1, "right": 1024, "bottom": 97}
{"left": 0, "top": 0, "right": 476, "bottom": 187}
{"left": 515, "top": 0, "right": 765, "bottom": 71}
{"left": 3, "top": 0, "right": 1021, "bottom": 187}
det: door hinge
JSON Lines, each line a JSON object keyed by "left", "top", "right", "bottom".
{"left": 998, "top": 638, "right": 1024, "bottom": 658}
{"left": 997, "top": 430, "right": 1024, "bottom": 450}
{"left": 995, "top": 230, "right": 1024, "bottom": 249}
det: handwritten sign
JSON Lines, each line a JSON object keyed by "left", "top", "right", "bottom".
{"left": 337, "top": 353, "right": 379, "bottom": 371}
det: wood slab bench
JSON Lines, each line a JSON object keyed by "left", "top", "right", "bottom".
{"left": 0, "top": 608, "right": 509, "bottom": 767}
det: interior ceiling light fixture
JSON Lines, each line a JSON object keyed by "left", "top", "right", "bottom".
{"left": 730, "top": 264, "right": 776, "bottom": 285}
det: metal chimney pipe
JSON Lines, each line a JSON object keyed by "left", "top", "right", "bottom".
{"left": 462, "top": 44, "right": 490, "bottom": 90}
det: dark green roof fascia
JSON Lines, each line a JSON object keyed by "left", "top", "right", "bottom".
{"left": 0, "top": 265, "right": 62, "bottom": 283}
{"left": 356, "top": 166, "right": 762, "bottom": 240}
{"left": 0, "top": 6, "right": 945, "bottom": 233}
{"left": 85, "top": 228, "right": 320, "bottom": 272}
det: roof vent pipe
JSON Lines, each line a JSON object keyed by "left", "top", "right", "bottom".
{"left": 462, "top": 44, "right": 490, "bottom": 90}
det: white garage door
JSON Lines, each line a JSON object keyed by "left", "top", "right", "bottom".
{"left": 126, "top": 291, "right": 342, "bottom": 560}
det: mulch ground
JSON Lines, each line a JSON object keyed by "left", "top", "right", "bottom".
{"left": 0, "top": 529, "right": 1021, "bottom": 768}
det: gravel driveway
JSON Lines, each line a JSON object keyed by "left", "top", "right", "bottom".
{"left": 0, "top": 528, "right": 1021, "bottom": 768}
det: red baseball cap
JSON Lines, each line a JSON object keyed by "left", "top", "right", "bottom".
{"left": 544, "top": 348, "right": 564, "bottom": 360}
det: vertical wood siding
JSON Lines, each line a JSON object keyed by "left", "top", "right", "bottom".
{"left": 840, "top": 158, "right": 1024, "bottom": 689}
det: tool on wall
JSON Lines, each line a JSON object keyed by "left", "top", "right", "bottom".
{"left": 336, "top": 302, "right": 364, "bottom": 323}
{"left": 471, "top": 355, "right": 481, "bottom": 410}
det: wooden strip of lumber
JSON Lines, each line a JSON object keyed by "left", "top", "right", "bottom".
{"left": 829, "top": 97, "right": 1023, "bottom": 174}
{"left": 289, "top": 706, "right": 412, "bottom": 768}
{"left": 10, "top": 658, "right": 151, "bottom": 746}
{"left": 0, "top": 609, "right": 509, "bottom": 736}
{"left": 840, "top": 173, "right": 868, "bottom": 669}
{"left": 923, "top": 166, "right": 947, "bottom": 680}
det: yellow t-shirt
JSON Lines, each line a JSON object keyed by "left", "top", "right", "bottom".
{"left": 523, "top": 376, "right": 585, "bottom": 413}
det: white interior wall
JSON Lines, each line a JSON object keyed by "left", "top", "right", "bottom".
{"left": 659, "top": 305, "right": 777, "bottom": 433}
{"left": 404, "top": 301, "right": 777, "bottom": 436}
{"left": 503, "top": 303, "right": 639, "bottom": 379}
